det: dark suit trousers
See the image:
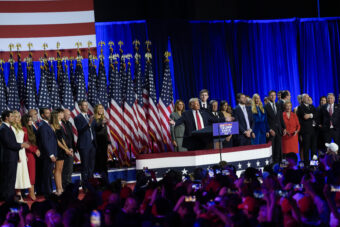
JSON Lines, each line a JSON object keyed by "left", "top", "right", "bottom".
{"left": 0, "top": 161, "right": 17, "bottom": 201}
{"left": 270, "top": 134, "right": 282, "bottom": 163}
{"left": 323, "top": 128, "right": 339, "bottom": 146}
{"left": 41, "top": 157, "right": 54, "bottom": 197}
{"left": 62, "top": 154, "right": 73, "bottom": 189}
{"left": 79, "top": 142, "right": 96, "bottom": 186}
{"left": 238, "top": 134, "right": 251, "bottom": 146}
{"left": 301, "top": 130, "right": 317, "bottom": 164}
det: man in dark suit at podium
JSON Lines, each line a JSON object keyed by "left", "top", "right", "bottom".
{"left": 170, "top": 98, "right": 225, "bottom": 150}
{"left": 74, "top": 100, "right": 96, "bottom": 189}
{"left": 0, "top": 110, "right": 29, "bottom": 201}
{"left": 233, "top": 93, "right": 255, "bottom": 146}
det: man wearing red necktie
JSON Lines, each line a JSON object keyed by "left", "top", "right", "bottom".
{"left": 170, "top": 98, "right": 226, "bottom": 151}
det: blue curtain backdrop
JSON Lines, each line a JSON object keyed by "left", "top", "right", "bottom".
{"left": 2, "top": 18, "right": 340, "bottom": 108}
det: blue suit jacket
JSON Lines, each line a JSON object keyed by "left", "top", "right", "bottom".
{"left": 37, "top": 121, "right": 58, "bottom": 158}
{"left": 74, "top": 113, "right": 96, "bottom": 150}
{"left": 233, "top": 105, "right": 255, "bottom": 134}
{"left": 0, "top": 123, "right": 22, "bottom": 162}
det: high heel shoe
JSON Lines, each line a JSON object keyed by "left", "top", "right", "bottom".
{"left": 28, "top": 194, "right": 36, "bottom": 201}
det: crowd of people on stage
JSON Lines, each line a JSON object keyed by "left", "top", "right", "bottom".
{"left": 1, "top": 148, "right": 340, "bottom": 227}
{"left": 170, "top": 89, "right": 340, "bottom": 165}
{"left": 0, "top": 100, "right": 111, "bottom": 202}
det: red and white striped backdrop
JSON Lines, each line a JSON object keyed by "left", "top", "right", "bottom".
{"left": 0, "top": 0, "right": 96, "bottom": 60}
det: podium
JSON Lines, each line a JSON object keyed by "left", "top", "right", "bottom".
{"left": 190, "top": 122, "right": 239, "bottom": 150}
{"left": 212, "top": 122, "right": 239, "bottom": 149}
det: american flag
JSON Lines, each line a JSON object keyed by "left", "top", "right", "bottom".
{"left": 158, "top": 52, "right": 174, "bottom": 152}
{"left": 48, "top": 60, "right": 61, "bottom": 109}
{"left": 0, "top": 61, "right": 7, "bottom": 113}
{"left": 97, "top": 51, "right": 115, "bottom": 161}
{"left": 133, "top": 46, "right": 150, "bottom": 153}
{"left": 37, "top": 60, "right": 51, "bottom": 109}
{"left": 97, "top": 54, "right": 108, "bottom": 108}
{"left": 25, "top": 53, "right": 37, "bottom": 110}
{"left": 143, "top": 46, "right": 164, "bottom": 152}
{"left": 0, "top": 0, "right": 97, "bottom": 61}
{"left": 74, "top": 56, "right": 87, "bottom": 102}
{"left": 123, "top": 58, "right": 140, "bottom": 156}
{"left": 59, "top": 59, "right": 74, "bottom": 111}
{"left": 69, "top": 58, "right": 77, "bottom": 99}
{"left": 58, "top": 57, "right": 79, "bottom": 163}
{"left": 87, "top": 57, "right": 98, "bottom": 108}
{"left": 17, "top": 53, "right": 26, "bottom": 114}
{"left": 7, "top": 53, "right": 20, "bottom": 110}
{"left": 108, "top": 46, "right": 128, "bottom": 164}
{"left": 120, "top": 49, "right": 128, "bottom": 103}
{"left": 70, "top": 53, "right": 87, "bottom": 164}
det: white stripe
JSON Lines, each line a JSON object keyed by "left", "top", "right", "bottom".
{"left": 136, "top": 145, "right": 272, "bottom": 169}
{"left": 0, "top": 11, "right": 95, "bottom": 25}
{"left": 0, "top": 34, "right": 96, "bottom": 51}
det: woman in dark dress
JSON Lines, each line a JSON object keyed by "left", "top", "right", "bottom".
{"left": 50, "top": 109, "right": 72, "bottom": 195}
{"left": 93, "top": 104, "right": 110, "bottom": 183}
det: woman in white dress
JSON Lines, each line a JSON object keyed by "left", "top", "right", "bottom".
{"left": 12, "top": 110, "right": 31, "bottom": 200}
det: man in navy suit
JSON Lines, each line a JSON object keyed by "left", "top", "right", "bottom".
{"left": 170, "top": 98, "right": 226, "bottom": 150}
{"left": 74, "top": 100, "right": 96, "bottom": 189}
{"left": 0, "top": 110, "right": 29, "bottom": 201}
{"left": 233, "top": 93, "right": 255, "bottom": 146}
{"left": 37, "top": 108, "right": 58, "bottom": 197}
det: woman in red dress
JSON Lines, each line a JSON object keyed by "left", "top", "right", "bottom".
{"left": 282, "top": 102, "right": 300, "bottom": 155}
{"left": 21, "top": 114, "right": 40, "bottom": 200}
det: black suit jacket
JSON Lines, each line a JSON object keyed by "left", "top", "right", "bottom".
{"left": 175, "top": 109, "right": 223, "bottom": 149}
{"left": 199, "top": 101, "right": 211, "bottom": 112}
{"left": 320, "top": 103, "right": 340, "bottom": 129}
{"left": 264, "top": 102, "right": 286, "bottom": 135}
{"left": 37, "top": 121, "right": 58, "bottom": 158}
{"left": 62, "top": 120, "right": 76, "bottom": 151}
{"left": 74, "top": 113, "right": 96, "bottom": 150}
{"left": 0, "top": 123, "right": 22, "bottom": 163}
{"left": 297, "top": 104, "right": 317, "bottom": 134}
{"left": 233, "top": 105, "right": 255, "bottom": 134}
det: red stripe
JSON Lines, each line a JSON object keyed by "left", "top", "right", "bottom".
{"left": 0, "top": 0, "right": 93, "bottom": 13}
{"left": 0, "top": 23, "right": 95, "bottom": 38}
{"left": 0, "top": 47, "right": 97, "bottom": 61}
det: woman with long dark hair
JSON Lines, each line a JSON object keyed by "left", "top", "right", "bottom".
{"left": 21, "top": 114, "right": 40, "bottom": 200}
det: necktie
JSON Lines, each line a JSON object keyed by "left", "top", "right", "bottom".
{"left": 330, "top": 104, "right": 333, "bottom": 127}
{"left": 61, "top": 122, "right": 66, "bottom": 133}
{"left": 242, "top": 106, "right": 250, "bottom": 130}
{"left": 85, "top": 114, "right": 94, "bottom": 140}
{"left": 196, "top": 111, "right": 202, "bottom": 130}
{"left": 272, "top": 103, "right": 277, "bottom": 115}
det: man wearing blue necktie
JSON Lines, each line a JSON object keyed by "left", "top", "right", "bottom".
{"left": 74, "top": 100, "right": 96, "bottom": 190}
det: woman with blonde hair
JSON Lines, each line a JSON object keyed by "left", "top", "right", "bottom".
{"left": 50, "top": 109, "right": 72, "bottom": 195}
{"left": 170, "top": 100, "right": 187, "bottom": 151}
{"left": 11, "top": 110, "right": 31, "bottom": 201}
{"left": 93, "top": 104, "right": 110, "bottom": 183}
{"left": 251, "top": 94, "right": 270, "bottom": 145}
